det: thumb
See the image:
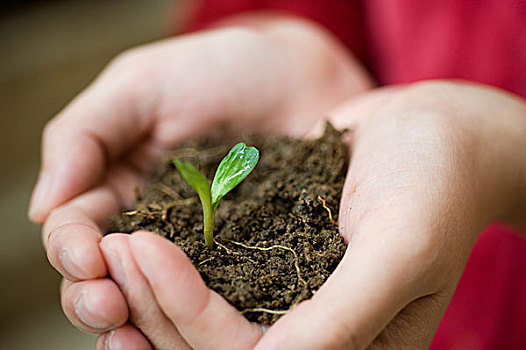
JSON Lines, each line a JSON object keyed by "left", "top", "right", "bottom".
{"left": 129, "top": 231, "right": 263, "bottom": 350}
{"left": 254, "top": 242, "right": 410, "bottom": 349}
{"left": 255, "top": 219, "right": 448, "bottom": 350}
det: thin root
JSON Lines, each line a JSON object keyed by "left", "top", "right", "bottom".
{"left": 162, "top": 203, "right": 175, "bottom": 221}
{"left": 241, "top": 307, "right": 289, "bottom": 315}
{"left": 317, "top": 195, "right": 337, "bottom": 226}
{"left": 225, "top": 240, "right": 307, "bottom": 288}
{"left": 162, "top": 198, "right": 197, "bottom": 221}
{"left": 198, "top": 257, "right": 215, "bottom": 266}
{"left": 213, "top": 239, "right": 257, "bottom": 264}
{"left": 157, "top": 184, "right": 183, "bottom": 200}
{"left": 289, "top": 212, "right": 306, "bottom": 224}
{"left": 214, "top": 239, "right": 242, "bottom": 255}
{"left": 148, "top": 203, "right": 163, "bottom": 211}
{"left": 243, "top": 257, "right": 257, "bottom": 264}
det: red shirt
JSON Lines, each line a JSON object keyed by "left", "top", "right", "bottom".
{"left": 186, "top": 1, "right": 526, "bottom": 348}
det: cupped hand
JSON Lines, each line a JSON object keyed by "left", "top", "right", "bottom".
{"left": 31, "top": 16, "right": 371, "bottom": 337}
{"left": 95, "top": 81, "right": 526, "bottom": 349}
{"left": 97, "top": 231, "right": 264, "bottom": 349}
{"left": 256, "top": 81, "right": 526, "bottom": 349}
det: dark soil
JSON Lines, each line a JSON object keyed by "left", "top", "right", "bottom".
{"left": 109, "top": 124, "right": 348, "bottom": 324}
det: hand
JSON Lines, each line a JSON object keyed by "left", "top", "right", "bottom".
{"left": 256, "top": 81, "right": 526, "bottom": 349}
{"left": 94, "top": 81, "right": 526, "bottom": 349}
{"left": 97, "top": 231, "right": 263, "bottom": 349}
{"left": 31, "top": 15, "right": 371, "bottom": 338}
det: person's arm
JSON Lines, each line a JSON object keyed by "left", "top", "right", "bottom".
{"left": 30, "top": 14, "right": 372, "bottom": 342}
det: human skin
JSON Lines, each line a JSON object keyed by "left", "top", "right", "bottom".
{"left": 30, "top": 14, "right": 370, "bottom": 348}
{"left": 94, "top": 82, "right": 526, "bottom": 349}
{"left": 30, "top": 14, "right": 526, "bottom": 350}
{"left": 256, "top": 82, "right": 526, "bottom": 349}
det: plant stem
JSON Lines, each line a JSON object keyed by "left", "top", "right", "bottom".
{"left": 203, "top": 205, "right": 215, "bottom": 250}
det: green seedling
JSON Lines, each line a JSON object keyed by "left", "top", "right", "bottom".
{"left": 174, "top": 143, "right": 259, "bottom": 250}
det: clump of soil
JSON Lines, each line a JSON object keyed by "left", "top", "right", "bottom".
{"left": 109, "top": 124, "right": 348, "bottom": 324}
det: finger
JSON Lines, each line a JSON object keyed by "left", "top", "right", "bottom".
{"left": 101, "top": 233, "right": 191, "bottom": 349}
{"left": 28, "top": 52, "right": 157, "bottom": 223}
{"left": 61, "top": 278, "right": 128, "bottom": 334}
{"left": 43, "top": 186, "right": 120, "bottom": 280}
{"left": 96, "top": 324, "right": 153, "bottom": 350}
{"left": 43, "top": 151, "right": 155, "bottom": 280}
{"left": 129, "top": 231, "right": 263, "bottom": 350}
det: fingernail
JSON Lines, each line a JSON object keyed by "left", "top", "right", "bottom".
{"left": 129, "top": 233, "right": 157, "bottom": 279}
{"left": 28, "top": 171, "right": 52, "bottom": 221}
{"left": 75, "top": 291, "right": 111, "bottom": 330}
{"left": 104, "top": 330, "right": 116, "bottom": 350}
{"left": 60, "top": 248, "right": 91, "bottom": 279}
{"left": 103, "top": 247, "right": 126, "bottom": 289}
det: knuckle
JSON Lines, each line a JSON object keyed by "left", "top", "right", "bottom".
{"left": 42, "top": 118, "right": 60, "bottom": 144}
{"left": 108, "top": 48, "right": 139, "bottom": 70}
{"left": 105, "top": 46, "right": 151, "bottom": 79}
{"left": 42, "top": 206, "right": 76, "bottom": 246}
{"left": 43, "top": 213, "right": 105, "bottom": 280}
{"left": 98, "top": 46, "right": 154, "bottom": 97}
{"left": 44, "top": 219, "right": 75, "bottom": 248}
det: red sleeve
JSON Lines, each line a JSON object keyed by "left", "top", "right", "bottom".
{"left": 182, "top": 0, "right": 367, "bottom": 63}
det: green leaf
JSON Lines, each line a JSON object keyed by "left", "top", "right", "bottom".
{"left": 174, "top": 159, "right": 215, "bottom": 249}
{"left": 173, "top": 159, "right": 212, "bottom": 221}
{"left": 211, "top": 142, "right": 259, "bottom": 210}
{"left": 173, "top": 143, "right": 259, "bottom": 250}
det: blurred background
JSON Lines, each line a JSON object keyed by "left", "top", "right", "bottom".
{"left": 0, "top": 1, "right": 182, "bottom": 348}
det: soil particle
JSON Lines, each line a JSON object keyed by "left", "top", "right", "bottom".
{"left": 109, "top": 124, "right": 348, "bottom": 324}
